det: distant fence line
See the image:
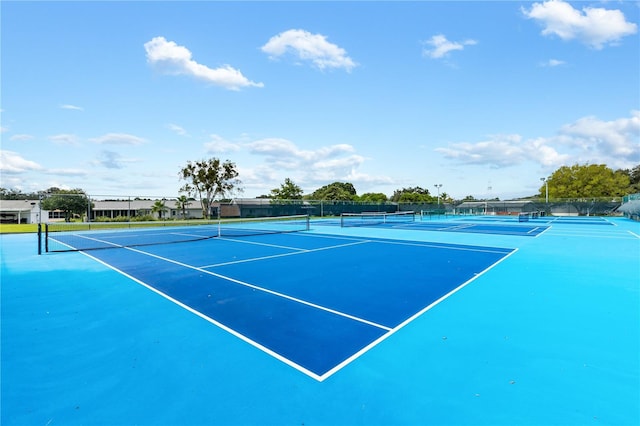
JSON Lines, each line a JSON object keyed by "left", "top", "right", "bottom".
{"left": 227, "top": 198, "right": 624, "bottom": 218}
{"left": 4, "top": 194, "right": 632, "bottom": 224}
{"left": 79, "top": 195, "right": 628, "bottom": 219}
{"left": 83, "top": 194, "right": 635, "bottom": 220}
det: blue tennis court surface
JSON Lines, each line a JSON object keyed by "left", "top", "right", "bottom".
{"left": 2, "top": 216, "right": 639, "bottom": 425}
{"left": 320, "top": 215, "right": 550, "bottom": 236}
{"left": 84, "top": 234, "right": 513, "bottom": 379}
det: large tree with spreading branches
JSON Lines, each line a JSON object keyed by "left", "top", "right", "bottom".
{"left": 179, "top": 158, "right": 241, "bottom": 219}
{"left": 40, "top": 188, "right": 92, "bottom": 222}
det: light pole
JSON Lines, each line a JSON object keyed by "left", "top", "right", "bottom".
{"left": 434, "top": 184, "right": 442, "bottom": 206}
{"left": 540, "top": 178, "right": 549, "bottom": 203}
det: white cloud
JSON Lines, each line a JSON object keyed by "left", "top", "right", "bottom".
{"left": 237, "top": 165, "right": 279, "bottom": 185}
{"left": 523, "top": 0, "right": 637, "bottom": 49}
{"left": 46, "top": 168, "right": 88, "bottom": 177}
{"left": 261, "top": 29, "right": 357, "bottom": 72}
{"left": 248, "top": 138, "right": 302, "bottom": 157}
{"left": 540, "top": 58, "right": 566, "bottom": 67}
{"left": 248, "top": 138, "right": 355, "bottom": 164}
{"left": 559, "top": 110, "right": 640, "bottom": 166}
{"left": 90, "top": 133, "right": 146, "bottom": 145}
{"left": 312, "top": 155, "right": 365, "bottom": 171}
{"left": 204, "top": 134, "right": 241, "bottom": 153}
{"left": 167, "top": 123, "right": 188, "bottom": 136}
{"left": 435, "top": 111, "right": 639, "bottom": 170}
{"left": 0, "top": 150, "right": 43, "bottom": 174}
{"left": 144, "top": 36, "right": 264, "bottom": 90}
{"left": 60, "top": 104, "right": 84, "bottom": 111}
{"left": 244, "top": 137, "right": 394, "bottom": 192}
{"left": 527, "top": 137, "right": 572, "bottom": 167}
{"left": 435, "top": 134, "right": 542, "bottom": 168}
{"left": 49, "top": 134, "right": 80, "bottom": 145}
{"left": 422, "top": 34, "right": 477, "bottom": 59}
{"left": 9, "top": 134, "right": 35, "bottom": 142}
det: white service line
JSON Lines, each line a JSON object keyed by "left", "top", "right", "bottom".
{"left": 126, "top": 244, "right": 392, "bottom": 332}
{"left": 198, "top": 240, "right": 372, "bottom": 268}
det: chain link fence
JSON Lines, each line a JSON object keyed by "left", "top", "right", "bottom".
{"left": 232, "top": 197, "right": 624, "bottom": 218}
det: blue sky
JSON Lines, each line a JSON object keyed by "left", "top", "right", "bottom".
{"left": 2, "top": 1, "right": 639, "bottom": 200}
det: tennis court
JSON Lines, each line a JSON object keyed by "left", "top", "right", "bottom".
{"left": 335, "top": 211, "right": 550, "bottom": 236}
{"left": 2, "top": 215, "right": 639, "bottom": 425}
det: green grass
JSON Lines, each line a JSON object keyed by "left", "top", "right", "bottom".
{"left": 0, "top": 223, "right": 40, "bottom": 234}
{"left": 0, "top": 215, "right": 311, "bottom": 235}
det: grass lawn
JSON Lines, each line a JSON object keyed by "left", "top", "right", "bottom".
{"left": 0, "top": 224, "right": 39, "bottom": 234}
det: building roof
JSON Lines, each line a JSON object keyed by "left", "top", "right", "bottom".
{"left": 0, "top": 200, "right": 40, "bottom": 211}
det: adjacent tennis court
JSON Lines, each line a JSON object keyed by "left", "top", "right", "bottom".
{"left": 335, "top": 211, "right": 550, "bottom": 236}
{"left": 2, "top": 215, "right": 639, "bottom": 425}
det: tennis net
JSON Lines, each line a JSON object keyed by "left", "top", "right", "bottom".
{"left": 41, "top": 215, "right": 310, "bottom": 253}
{"left": 420, "top": 210, "right": 447, "bottom": 220}
{"left": 518, "top": 211, "right": 542, "bottom": 222}
{"left": 340, "top": 211, "right": 415, "bottom": 227}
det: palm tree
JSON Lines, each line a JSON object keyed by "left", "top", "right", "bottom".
{"left": 175, "top": 195, "right": 191, "bottom": 219}
{"left": 151, "top": 200, "right": 168, "bottom": 220}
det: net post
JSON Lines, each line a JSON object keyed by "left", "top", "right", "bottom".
{"left": 306, "top": 214, "right": 310, "bottom": 231}
{"left": 37, "top": 223, "right": 42, "bottom": 255}
{"left": 45, "top": 224, "right": 49, "bottom": 253}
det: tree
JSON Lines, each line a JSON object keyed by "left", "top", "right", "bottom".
{"left": 358, "top": 192, "right": 388, "bottom": 203}
{"left": 175, "top": 195, "right": 191, "bottom": 219}
{"left": 543, "top": 164, "right": 630, "bottom": 199}
{"left": 309, "top": 182, "right": 357, "bottom": 201}
{"left": 618, "top": 164, "right": 640, "bottom": 193}
{"left": 439, "top": 192, "right": 455, "bottom": 204}
{"left": 630, "top": 165, "right": 640, "bottom": 188}
{"left": 391, "top": 186, "right": 434, "bottom": 203}
{"left": 270, "top": 178, "right": 303, "bottom": 200}
{"left": 0, "top": 188, "right": 39, "bottom": 200}
{"left": 151, "top": 200, "right": 168, "bottom": 219}
{"left": 179, "top": 158, "right": 241, "bottom": 219}
{"left": 41, "top": 188, "right": 91, "bottom": 222}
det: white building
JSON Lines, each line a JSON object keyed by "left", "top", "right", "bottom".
{"left": 0, "top": 198, "right": 206, "bottom": 223}
{"left": 89, "top": 199, "right": 204, "bottom": 220}
{"left": 0, "top": 200, "right": 47, "bottom": 224}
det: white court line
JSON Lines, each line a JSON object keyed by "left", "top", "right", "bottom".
{"left": 202, "top": 236, "right": 513, "bottom": 268}
{"left": 217, "top": 236, "right": 308, "bottom": 251}
{"left": 71, "top": 230, "right": 213, "bottom": 244}
{"left": 80, "top": 242, "right": 397, "bottom": 381}
{"left": 628, "top": 231, "right": 640, "bottom": 239}
{"left": 364, "top": 238, "right": 512, "bottom": 255}
{"left": 69, "top": 230, "right": 518, "bottom": 381}
{"left": 72, "top": 233, "right": 126, "bottom": 247}
{"left": 534, "top": 225, "right": 552, "bottom": 237}
{"left": 545, "top": 227, "right": 639, "bottom": 239}
{"left": 77, "top": 250, "right": 329, "bottom": 382}
{"left": 317, "top": 248, "right": 519, "bottom": 381}
{"left": 198, "top": 240, "right": 372, "bottom": 268}
{"left": 439, "top": 223, "right": 475, "bottom": 231}
{"left": 124, "top": 245, "right": 391, "bottom": 332}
